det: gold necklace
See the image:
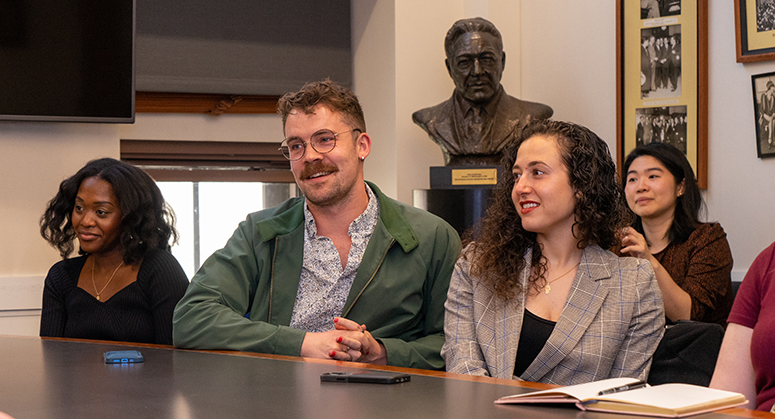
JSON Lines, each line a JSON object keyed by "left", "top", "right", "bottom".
{"left": 543, "top": 262, "right": 580, "bottom": 294}
{"left": 92, "top": 258, "right": 124, "bottom": 301}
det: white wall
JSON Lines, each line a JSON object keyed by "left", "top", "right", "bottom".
{"left": 2, "top": 0, "right": 774, "bottom": 335}
{"left": 705, "top": 3, "right": 775, "bottom": 279}
{"left": 352, "top": 0, "right": 399, "bottom": 198}
{"left": 521, "top": 1, "right": 616, "bottom": 143}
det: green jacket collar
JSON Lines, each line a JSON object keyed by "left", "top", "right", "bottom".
{"left": 254, "top": 181, "right": 419, "bottom": 253}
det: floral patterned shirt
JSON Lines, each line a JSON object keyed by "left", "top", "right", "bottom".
{"left": 289, "top": 184, "right": 379, "bottom": 332}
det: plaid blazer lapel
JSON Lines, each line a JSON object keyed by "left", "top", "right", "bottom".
{"left": 522, "top": 246, "right": 611, "bottom": 382}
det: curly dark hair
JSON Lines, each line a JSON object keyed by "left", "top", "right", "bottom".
{"left": 39, "top": 158, "right": 178, "bottom": 265}
{"left": 464, "top": 119, "right": 631, "bottom": 299}
{"left": 623, "top": 142, "right": 704, "bottom": 244}
{"left": 277, "top": 79, "right": 366, "bottom": 133}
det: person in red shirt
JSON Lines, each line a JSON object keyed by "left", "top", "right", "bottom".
{"left": 711, "top": 242, "right": 775, "bottom": 412}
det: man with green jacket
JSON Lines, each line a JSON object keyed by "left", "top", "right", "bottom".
{"left": 173, "top": 80, "right": 461, "bottom": 370}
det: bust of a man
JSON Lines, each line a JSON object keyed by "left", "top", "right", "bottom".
{"left": 412, "top": 17, "right": 553, "bottom": 166}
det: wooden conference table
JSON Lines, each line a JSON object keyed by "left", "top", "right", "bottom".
{"left": 0, "top": 335, "right": 769, "bottom": 419}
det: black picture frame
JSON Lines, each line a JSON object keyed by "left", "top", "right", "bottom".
{"left": 752, "top": 71, "right": 775, "bottom": 158}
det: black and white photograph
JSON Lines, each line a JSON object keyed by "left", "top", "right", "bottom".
{"left": 752, "top": 71, "right": 775, "bottom": 157}
{"left": 757, "top": 0, "right": 775, "bottom": 32}
{"left": 635, "top": 106, "right": 687, "bottom": 153}
{"left": 641, "top": 0, "right": 681, "bottom": 19}
{"left": 641, "top": 26, "right": 682, "bottom": 99}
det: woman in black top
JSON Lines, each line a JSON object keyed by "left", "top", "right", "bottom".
{"left": 39, "top": 158, "right": 189, "bottom": 344}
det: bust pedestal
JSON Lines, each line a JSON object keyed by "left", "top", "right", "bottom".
{"left": 413, "top": 166, "right": 500, "bottom": 237}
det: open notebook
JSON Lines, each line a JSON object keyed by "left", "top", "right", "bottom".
{"left": 495, "top": 377, "right": 747, "bottom": 418}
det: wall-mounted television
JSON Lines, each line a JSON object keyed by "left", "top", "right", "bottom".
{"left": 0, "top": 0, "right": 135, "bottom": 123}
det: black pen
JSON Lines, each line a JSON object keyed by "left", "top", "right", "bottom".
{"left": 597, "top": 381, "right": 649, "bottom": 396}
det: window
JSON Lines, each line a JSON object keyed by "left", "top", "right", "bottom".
{"left": 122, "top": 139, "right": 296, "bottom": 279}
{"left": 158, "top": 181, "right": 296, "bottom": 279}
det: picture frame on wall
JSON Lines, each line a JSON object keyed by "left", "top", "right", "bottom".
{"left": 752, "top": 71, "right": 775, "bottom": 158}
{"left": 735, "top": 0, "right": 775, "bottom": 63}
{"left": 616, "top": 0, "right": 708, "bottom": 189}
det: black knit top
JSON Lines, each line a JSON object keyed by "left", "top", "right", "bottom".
{"left": 39, "top": 249, "right": 189, "bottom": 345}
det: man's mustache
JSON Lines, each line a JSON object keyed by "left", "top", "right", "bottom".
{"left": 300, "top": 162, "right": 338, "bottom": 179}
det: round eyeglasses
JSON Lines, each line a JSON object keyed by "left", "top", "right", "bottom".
{"left": 279, "top": 129, "right": 361, "bottom": 161}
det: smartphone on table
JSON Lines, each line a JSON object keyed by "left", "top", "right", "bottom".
{"left": 104, "top": 350, "right": 144, "bottom": 364}
{"left": 320, "top": 370, "right": 410, "bottom": 384}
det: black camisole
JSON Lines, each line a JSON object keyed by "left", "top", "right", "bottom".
{"left": 513, "top": 309, "right": 556, "bottom": 377}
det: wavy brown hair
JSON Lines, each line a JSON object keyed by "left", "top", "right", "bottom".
{"left": 464, "top": 120, "right": 631, "bottom": 299}
{"left": 277, "top": 79, "right": 366, "bottom": 133}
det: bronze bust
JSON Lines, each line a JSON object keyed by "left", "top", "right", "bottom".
{"left": 412, "top": 18, "right": 553, "bottom": 166}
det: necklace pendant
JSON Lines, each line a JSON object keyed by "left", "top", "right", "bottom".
{"left": 96, "top": 295, "right": 100, "bottom": 301}
{"left": 544, "top": 284, "right": 551, "bottom": 294}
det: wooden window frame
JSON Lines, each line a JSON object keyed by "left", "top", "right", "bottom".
{"left": 128, "top": 92, "right": 294, "bottom": 182}
{"left": 135, "top": 91, "right": 280, "bottom": 115}
{"left": 121, "top": 139, "right": 294, "bottom": 183}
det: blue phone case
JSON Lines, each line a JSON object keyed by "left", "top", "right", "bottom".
{"left": 104, "top": 350, "right": 144, "bottom": 364}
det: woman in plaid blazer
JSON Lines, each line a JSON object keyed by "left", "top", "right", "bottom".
{"left": 442, "top": 120, "right": 665, "bottom": 384}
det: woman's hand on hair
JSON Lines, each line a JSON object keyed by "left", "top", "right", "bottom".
{"left": 619, "top": 227, "right": 650, "bottom": 260}
{"left": 621, "top": 227, "right": 692, "bottom": 322}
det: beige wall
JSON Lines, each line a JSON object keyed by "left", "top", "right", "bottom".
{"left": 0, "top": 123, "right": 119, "bottom": 334}
{"left": 1, "top": 123, "right": 119, "bottom": 277}
{"left": 355, "top": 0, "right": 523, "bottom": 202}
{"left": 2, "top": 0, "right": 774, "bottom": 335}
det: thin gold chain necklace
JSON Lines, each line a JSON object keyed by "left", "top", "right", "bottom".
{"left": 92, "top": 258, "right": 124, "bottom": 301}
{"left": 543, "top": 262, "right": 580, "bottom": 294}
